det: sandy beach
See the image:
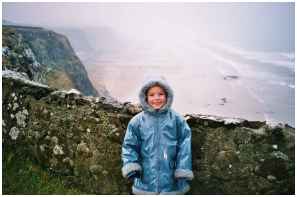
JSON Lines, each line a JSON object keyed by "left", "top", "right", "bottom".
{"left": 86, "top": 40, "right": 294, "bottom": 127}
{"left": 88, "top": 62, "right": 294, "bottom": 127}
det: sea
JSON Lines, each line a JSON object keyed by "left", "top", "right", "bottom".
{"left": 85, "top": 40, "right": 295, "bottom": 127}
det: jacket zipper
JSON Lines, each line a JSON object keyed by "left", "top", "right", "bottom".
{"left": 156, "top": 115, "right": 160, "bottom": 193}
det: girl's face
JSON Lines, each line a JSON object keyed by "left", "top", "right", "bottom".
{"left": 147, "top": 85, "right": 167, "bottom": 110}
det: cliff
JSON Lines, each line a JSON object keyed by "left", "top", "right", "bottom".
{"left": 2, "top": 25, "right": 112, "bottom": 99}
{"left": 2, "top": 73, "right": 294, "bottom": 194}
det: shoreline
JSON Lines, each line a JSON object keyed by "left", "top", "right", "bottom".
{"left": 86, "top": 63, "right": 294, "bottom": 128}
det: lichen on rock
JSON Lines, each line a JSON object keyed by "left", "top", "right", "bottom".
{"left": 9, "top": 127, "right": 20, "bottom": 140}
{"left": 15, "top": 109, "right": 28, "bottom": 127}
{"left": 77, "top": 141, "right": 90, "bottom": 154}
{"left": 53, "top": 145, "right": 64, "bottom": 155}
{"left": 270, "top": 151, "right": 289, "bottom": 161}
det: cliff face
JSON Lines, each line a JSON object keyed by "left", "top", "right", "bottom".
{"left": 2, "top": 25, "right": 112, "bottom": 99}
{"left": 2, "top": 74, "right": 294, "bottom": 195}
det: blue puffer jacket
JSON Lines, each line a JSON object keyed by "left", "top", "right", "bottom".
{"left": 121, "top": 76, "right": 194, "bottom": 194}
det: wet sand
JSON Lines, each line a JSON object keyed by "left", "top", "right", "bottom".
{"left": 86, "top": 46, "right": 294, "bottom": 126}
{"left": 88, "top": 63, "right": 269, "bottom": 123}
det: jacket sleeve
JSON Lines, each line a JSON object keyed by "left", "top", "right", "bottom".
{"left": 175, "top": 118, "right": 194, "bottom": 181}
{"left": 121, "top": 118, "right": 142, "bottom": 179}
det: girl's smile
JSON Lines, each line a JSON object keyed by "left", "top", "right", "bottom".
{"left": 147, "top": 85, "right": 167, "bottom": 110}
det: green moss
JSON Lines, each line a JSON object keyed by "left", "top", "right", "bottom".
{"left": 3, "top": 151, "right": 84, "bottom": 195}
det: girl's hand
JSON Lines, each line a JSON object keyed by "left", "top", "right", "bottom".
{"left": 127, "top": 171, "right": 141, "bottom": 182}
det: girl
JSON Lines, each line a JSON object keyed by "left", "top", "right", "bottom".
{"left": 121, "top": 76, "right": 193, "bottom": 194}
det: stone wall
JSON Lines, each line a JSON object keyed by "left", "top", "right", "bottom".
{"left": 2, "top": 74, "right": 295, "bottom": 194}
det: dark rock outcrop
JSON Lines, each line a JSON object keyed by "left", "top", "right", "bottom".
{"left": 2, "top": 25, "right": 112, "bottom": 99}
{"left": 2, "top": 74, "right": 295, "bottom": 194}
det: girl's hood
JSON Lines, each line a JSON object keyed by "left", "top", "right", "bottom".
{"left": 138, "top": 76, "right": 174, "bottom": 113}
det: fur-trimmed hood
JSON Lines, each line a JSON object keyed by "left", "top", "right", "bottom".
{"left": 138, "top": 76, "right": 174, "bottom": 113}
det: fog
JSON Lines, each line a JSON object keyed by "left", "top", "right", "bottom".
{"left": 3, "top": 3, "right": 295, "bottom": 126}
{"left": 3, "top": 2, "right": 294, "bottom": 52}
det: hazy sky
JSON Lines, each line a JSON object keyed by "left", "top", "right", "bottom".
{"left": 3, "top": 2, "right": 295, "bottom": 52}
{"left": 2, "top": 2, "right": 295, "bottom": 126}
